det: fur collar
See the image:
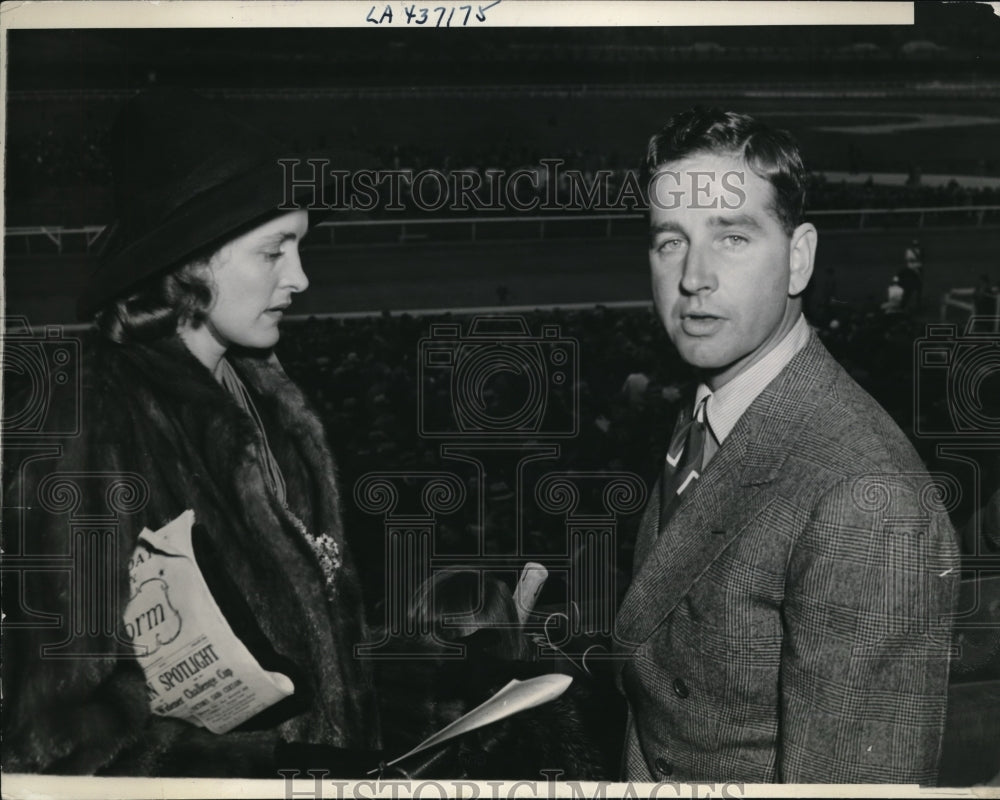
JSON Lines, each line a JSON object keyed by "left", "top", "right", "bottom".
{"left": 3, "top": 334, "right": 378, "bottom": 775}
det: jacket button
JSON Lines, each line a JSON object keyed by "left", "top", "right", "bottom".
{"left": 672, "top": 677, "right": 689, "bottom": 698}
{"left": 654, "top": 757, "right": 673, "bottom": 777}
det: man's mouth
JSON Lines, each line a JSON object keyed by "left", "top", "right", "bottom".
{"left": 680, "top": 311, "right": 724, "bottom": 335}
{"left": 683, "top": 312, "right": 720, "bottom": 320}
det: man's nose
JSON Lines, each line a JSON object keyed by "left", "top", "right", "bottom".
{"left": 679, "top": 244, "right": 715, "bottom": 295}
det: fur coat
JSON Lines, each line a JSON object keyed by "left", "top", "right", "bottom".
{"left": 2, "top": 334, "right": 380, "bottom": 776}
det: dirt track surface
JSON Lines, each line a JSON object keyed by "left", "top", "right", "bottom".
{"left": 5, "top": 225, "right": 997, "bottom": 327}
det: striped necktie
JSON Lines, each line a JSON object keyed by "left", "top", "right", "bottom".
{"left": 659, "top": 396, "right": 709, "bottom": 531}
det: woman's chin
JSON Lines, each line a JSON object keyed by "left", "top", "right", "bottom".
{"left": 235, "top": 329, "right": 282, "bottom": 351}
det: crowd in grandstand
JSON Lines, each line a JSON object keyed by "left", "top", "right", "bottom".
{"left": 265, "top": 297, "right": 998, "bottom": 614}
{"left": 6, "top": 129, "right": 110, "bottom": 195}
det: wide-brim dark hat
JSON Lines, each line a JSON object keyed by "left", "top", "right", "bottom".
{"left": 78, "top": 87, "right": 366, "bottom": 319}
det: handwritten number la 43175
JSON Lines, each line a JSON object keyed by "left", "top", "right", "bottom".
{"left": 366, "top": 1, "right": 501, "bottom": 26}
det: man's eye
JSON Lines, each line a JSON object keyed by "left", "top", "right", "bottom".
{"left": 264, "top": 250, "right": 283, "bottom": 261}
{"left": 723, "top": 234, "right": 748, "bottom": 246}
{"left": 657, "top": 238, "right": 685, "bottom": 252}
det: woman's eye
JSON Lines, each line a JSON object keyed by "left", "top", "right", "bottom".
{"left": 264, "top": 250, "right": 283, "bottom": 261}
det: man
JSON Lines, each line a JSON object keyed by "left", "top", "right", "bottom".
{"left": 614, "top": 109, "right": 958, "bottom": 784}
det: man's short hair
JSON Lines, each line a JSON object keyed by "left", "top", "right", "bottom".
{"left": 645, "top": 107, "right": 807, "bottom": 235}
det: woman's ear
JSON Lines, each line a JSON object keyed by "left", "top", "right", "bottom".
{"left": 788, "top": 222, "right": 817, "bottom": 297}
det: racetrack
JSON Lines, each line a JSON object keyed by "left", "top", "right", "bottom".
{"left": 7, "top": 82, "right": 1000, "bottom": 328}
{"left": 5, "top": 224, "right": 997, "bottom": 327}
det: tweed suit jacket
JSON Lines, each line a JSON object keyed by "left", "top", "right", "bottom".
{"left": 614, "top": 331, "right": 959, "bottom": 784}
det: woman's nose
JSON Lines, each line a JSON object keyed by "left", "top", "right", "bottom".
{"left": 283, "top": 248, "right": 310, "bottom": 293}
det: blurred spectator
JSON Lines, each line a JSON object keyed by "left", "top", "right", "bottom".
{"left": 899, "top": 261, "right": 923, "bottom": 311}
{"left": 621, "top": 370, "right": 651, "bottom": 407}
{"left": 974, "top": 274, "right": 999, "bottom": 317}
{"left": 881, "top": 274, "right": 904, "bottom": 313}
{"left": 905, "top": 238, "right": 924, "bottom": 308}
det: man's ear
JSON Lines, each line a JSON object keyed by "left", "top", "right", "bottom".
{"left": 788, "top": 222, "right": 817, "bottom": 297}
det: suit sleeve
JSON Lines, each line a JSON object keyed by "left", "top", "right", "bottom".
{"left": 778, "top": 473, "right": 959, "bottom": 784}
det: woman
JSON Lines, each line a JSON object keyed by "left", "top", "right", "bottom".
{"left": 1, "top": 88, "right": 379, "bottom": 776}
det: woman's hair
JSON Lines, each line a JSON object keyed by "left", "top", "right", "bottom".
{"left": 95, "top": 253, "right": 215, "bottom": 344}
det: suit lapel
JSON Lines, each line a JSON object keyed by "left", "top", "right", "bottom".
{"left": 616, "top": 421, "right": 754, "bottom": 647}
{"left": 615, "top": 332, "right": 835, "bottom": 648}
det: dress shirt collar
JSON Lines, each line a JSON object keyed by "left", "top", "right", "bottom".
{"left": 696, "top": 313, "right": 811, "bottom": 446}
